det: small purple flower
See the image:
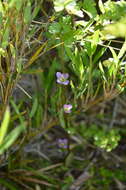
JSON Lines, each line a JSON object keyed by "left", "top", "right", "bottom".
{"left": 56, "top": 72, "right": 69, "bottom": 85}
{"left": 58, "top": 138, "right": 68, "bottom": 149}
{"left": 63, "top": 104, "right": 72, "bottom": 113}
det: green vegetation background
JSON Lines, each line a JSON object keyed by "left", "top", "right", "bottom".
{"left": 0, "top": 0, "right": 126, "bottom": 189}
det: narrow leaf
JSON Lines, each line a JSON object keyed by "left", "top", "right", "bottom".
{"left": 118, "top": 39, "right": 126, "bottom": 59}
{"left": 0, "top": 106, "right": 10, "bottom": 145}
{"left": 30, "top": 97, "right": 38, "bottom": 118}
{"left": 0, "top": 125, "right": 25, "bottom": 155}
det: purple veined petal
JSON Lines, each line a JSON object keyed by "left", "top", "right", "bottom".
{"left": 62, "top": 73, "right": 69, "bottom": 79}
{"left": 57, "top": 79, "right": 63, "bottom": 84}
{"left": 64, "top": 108, "right": 72, "bottom": 113}
{"left": 58, "top": 139, "right": 63, "bottom": 143}
{"left": 63, "top": 144, "right": 68, "bottom": 149}
{"left": 57, "top": 138, "right": 68, "bottom": 149}
{"left": 62, "top": 80, "right": 69, "bottom": 85}
{"left": 67, "top": 104, "right": 72, "bottom": 109}
{"left": 63, "top": 105, "right": 69, "bottom": 109}
{"left": 56, "top": 72, "right": 62, "bottom": 78}
{"left": 62, "top": 139, "right": 68, "bottom": 144}
{"left": 58, "top": 138, "right": 67, "bottom": 142}
{"left": 63, "top": 104, "right": 72, "bottom": 109}
{"left": 63, "top": 104, "right": 73, "bottom": 113}
{"left": 64, "top": 110, "right": 71, "bottom": 113}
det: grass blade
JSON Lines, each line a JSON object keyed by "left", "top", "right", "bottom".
{"left": 0, "top": 106, "right": 10, "bottom": 145}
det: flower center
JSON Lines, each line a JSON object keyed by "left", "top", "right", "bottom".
{"left": 60, "top": 77, "right": 66, "bottom": 82}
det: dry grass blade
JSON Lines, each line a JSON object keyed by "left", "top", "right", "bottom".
{"left": 8, "top": 176, "right": 34, "bottom": 190}
{"left": 20, "top": 176, "right": 55, "bottom": 187}
{"left": 16, "top": 84, "right": 32, "bottom": 99}
{"left": 25, "top": 41, "right": 47, "bottom": 69}
{"left": 9, "top": 163, "right": 62, "bottom": 178}
{"left": 38, "top": 163, "right": 63, "bottom": 172}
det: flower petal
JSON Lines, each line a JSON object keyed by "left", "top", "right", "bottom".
{"left": 68, "top": 104, "right": 72, "bottom": 109}
{"left": 63, "top": 80, "right": 69, "bottom": 85}
{"left": 62, "top": 73, "right": 69, "bottom": 79}
{"left": 56, "top": 72, "right": 62, "bottom": 78}
{"left": 64, "top": 110, "right": 71, "bottom": 113}
{"left": 63, "top": 104, "right": 72, "bottom": 113}
{"left": 57, "top": 79, "right": 63, "bottom": 84}
{"left": 58, "top": 138, "right": 68, "bottom": 149}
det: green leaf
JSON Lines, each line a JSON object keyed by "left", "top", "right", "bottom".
{"left": 2, "top": 24, "right": 10, "bottom": 49}
{"left": 59, "top": 109, "right": 66, "bottom": 128}
{"left": 8, "top": 0, "right": 23, "bottom": 10}
{"left": 32, "top": 4, "right": 41, "bottom": 19}
{"left": 0, "top": 12, "right": 2, "bottom": 25}
{"left": 65, "top": 1, "right": 83, "bottom": 17}
{"left": 118, "top": 39, "right": 126, "bottom": 59}
{"left": 30, "top": 97, "right": 38, "bottom": 118}
{"left": 10, "top": 43, "right": 16, "bottom": 59}
{"left": 103, "top": 1, "right": 126, "bottom": 21}
{"left": 15, "top": 0, "right": 23, "bottom": 11}
{"left": 99, "top": 61, "right": 107, "bottom": 82}
{"left": 53, "top": 0, "right": 83, "bottom": 17}
{"left": 35, "top": 105, "right": 43, "bottom": 127}
{"left": 91, "top": 30, "right": 99, "bottom": 55}
{"left": 65, "top": 152, "right": 74, "bottom": 167}
{"left": 42, "top": 59, "right": 59, "bottom": 93}
{"left": 98, "top": 0, "right": 105, "bottom": 14}
{"left": 83, "top": 0, "right": 97, "bottom": 18}
{"left": 49, "top": 22, "right": 61, "bottom": 34}
{"left": 0, "top": 106, "right": 10, "bottom": 145}
{"left": 24, "top": 0, "right": 31, "bottom": 24}
{"left": 93, "top": 47, "right": 107, "bottom": 64}
{"left": 66, "top": 47, "right": 84, "bottom": 78}
{"left": 109, "top": 47, "right": 119, "bottom": 63}
{"left": 53, "top": 0, "right": 64, "bottom": 12}
{"left": 74, "top": 47, "right": 84, "bottom": 79}
{"left": 0, "top": 178, "right": 18, "bottom": 190}
{"left": 85, "top": 41, "right": 92, "bottom": 56}
{"left": 103, "top": 19, "right": 126, "bottom": 38}
{"left": 0, "top": 124, "right": 25, "bottom": 155}
{"left": 0, "top": 0, "right": 4, "bottom": 14}
{"left": 11, "top": 100, "right": 25, "bottom": 126}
